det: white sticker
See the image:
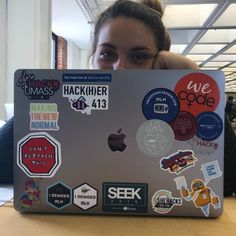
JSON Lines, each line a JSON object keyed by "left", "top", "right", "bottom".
{"left": 29, "top": 103, "right": 59, "bottom": 131}
{"left": 63, "top": 84, "right": 109, "bottom": 115}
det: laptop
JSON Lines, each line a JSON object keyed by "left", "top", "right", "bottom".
{"left": 14, "top": 69, "right": 224, "bottom": 217}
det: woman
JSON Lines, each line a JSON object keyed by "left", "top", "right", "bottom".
{"left": 91, "top": 0, "right": 199, "bottom": 70}
{"left": 1, "top": 0, "right": 235, "bottom": 196}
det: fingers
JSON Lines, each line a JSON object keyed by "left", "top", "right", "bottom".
{"left": 153, "top": 51, "right": 200, "bottom": 70}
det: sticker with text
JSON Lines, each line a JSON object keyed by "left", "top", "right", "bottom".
{"left": 73, "top": 183, "right": 98, "bottom": 211}
{"left": 63, "top": 73, "right": 112, "bottom": 83}
{"left": 47, "top": 182, "right": 72, "bottom": 210}
{"left": 196, "top": 112, "right": 223, "bottom": 141}
{"left": 142, "top": 88, "right": 180, "bottom": 122}
{"left": 188, "top": 136, "right": 218, "bottom": 155}
{"left": 151, "top": 190, "right": 182, "bottom": 214}
{"left": 16, "top": 70, "right": 60, "bottom": 100}
{"left": 63, "top": 84, "right": 109, "bottom": 115}
{"left": 30, "top": 103, "right": 59, "bottom": 131}
{"left": 174, "top": 176, "right": 221, "bottom": 217}
{"left": 17, "top": 132, "right": 61, "bottom": 178}
{"left": 201, "top": 160, "right": 222, "bottom": 185}
{"left": 136, "top": 119, "right": 175, "bottom": 158}
{"left": 160, "top": 150, "right": 198, "bottom": 175}
{"left": 174, "top": 73, "right": 220, "bottom": 116}
{"left": 170, "top": 111, "right": 197, "bottom": 141}
{"left": 103, "top": 182, "right": 148, "bottom": 213}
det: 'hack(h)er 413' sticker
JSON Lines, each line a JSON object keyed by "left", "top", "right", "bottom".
{"left": 63, "top": 84, "right": 109, "bottom": 115}
{"left": 17, "top": 132, "right": 61, "bottom": 178}
{"left": 174, "top": 73, "right": 220, "bottom": 116}
{"left": 142, "top": 88, "right": 180, "bottom": 122}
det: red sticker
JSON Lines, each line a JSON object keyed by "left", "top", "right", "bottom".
{"left": 170, "top": 111, "right": 197, "bottom": 141}
{"left": 17, "top": 132, "right": 61, "bottom": 177}
{"left": 174, "top": 73, "right": 220, "bottom": 116}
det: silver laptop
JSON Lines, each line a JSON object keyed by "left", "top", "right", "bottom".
{"left": 14, "top": 69, "right": 224, "bottom": 217}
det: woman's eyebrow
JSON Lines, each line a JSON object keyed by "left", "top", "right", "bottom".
{"left": 130, "top": 46, "right": 157, "bottom": 53}
{"left": 98, "top": 43, "right": 116, "bottom": 49}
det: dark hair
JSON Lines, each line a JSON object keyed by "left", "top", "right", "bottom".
{"left": 228, "top": 96, "right": 234, "bottom": 100}
{"left": 90, "top": 0, "right": 171, "bottom": 59}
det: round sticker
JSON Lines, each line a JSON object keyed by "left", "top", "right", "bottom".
{"left": 142, "top": 88, "right": 180, "bottom": 122}
{"left": 196, "top": 112, "right": 223, "bottom": 141}
{"left": 174, "top": 73, "right": 220, "bottom": 116}
{"left": 170, "top": 111, "right": 197, "bottom": 141}
{"left": 189, "top": 136, "right": 218, "bottom": 155}
{"left": 136, "top": 120, "right": 175, "bottom": 158}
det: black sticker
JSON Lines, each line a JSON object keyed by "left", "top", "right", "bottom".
{"left": 103, "top": 182, "right": 148, "bottom": 213}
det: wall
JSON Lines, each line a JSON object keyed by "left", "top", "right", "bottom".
{"left": 5, "top": 0, "right": 51, "bottom": 118}
{"left": 0, "top": 0, "right": 7, "bottom": 120}
{"left": 67, "top": 41, "right": 80, "bottom": 69}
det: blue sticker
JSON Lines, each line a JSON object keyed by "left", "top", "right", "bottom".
{"left": 103, "top": 182, "right": 148, "bottom": 213}
{"left": 196, "top": 112, "right": 223, "bottom": 141}
{"left": 63, "top": 73, "right": 112, "bottom": 82}
{"left": 142, "top": 88, "right": 180, "bottom": 122}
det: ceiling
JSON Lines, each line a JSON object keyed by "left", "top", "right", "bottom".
{"left": 52, "top": 0, "right": 236, "bottom": 92}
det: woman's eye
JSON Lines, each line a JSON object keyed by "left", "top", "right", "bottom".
{"left": 99, "top": 51, "right": 116, "bottom": 60}
{"left": 130, "top": 52, "right": 154, "bottom": 64}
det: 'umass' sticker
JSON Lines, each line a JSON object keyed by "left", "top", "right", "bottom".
{"left": 17, "top": 70, "right": 60, "bottom": 100}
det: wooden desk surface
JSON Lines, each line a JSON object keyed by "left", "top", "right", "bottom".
{"left": 0, "top": 197, "right": 235, "bottom": 236}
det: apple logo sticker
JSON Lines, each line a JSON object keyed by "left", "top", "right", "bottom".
{"left": 108, "top": 128, "right": 127, "bottom": 152}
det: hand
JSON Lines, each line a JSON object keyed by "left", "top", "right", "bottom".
{"left": 152, "top": 51, "right": 200, "bottom": 70}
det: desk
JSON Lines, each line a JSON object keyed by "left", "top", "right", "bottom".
{"left": 0, "top": 198, "right": 235, "bottom": 236}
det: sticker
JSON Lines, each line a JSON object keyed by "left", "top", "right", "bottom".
{"left": 73, "top": 183, "right": 98, "bottom": 211}
{"left": 17, "top": 132, "right": 61, "bottom": 178}
{"left": 196, "top": 112, "right": 223, "bottom": 141}
{"left": 107, "top": 128, "right": 127, "bottom": 152}
{"left": 174, "top": 73, "right": 220, "bottom": 116}
{"left": 174, "top": 176, "right": 221, "bottom": 217}
{"left": 136, "top": 120, "right": 175, "bottom": 158}
{"left": 63, "top": 73, "right": 112, "bottom": 82}
{"left": 151, "top": 190, "right": 182, "bottom": 214}
{"left": 47, "top": 182, "right": 72, "bottom": 209}
{"left": 20, "top": 179, "right": 40, "bottom": 209}
{"left": 103, "top": 183, "right": 148, "bottom": 213}
{"left": 142, "top": 88, "right": 180, "bottom": 122}
{"left": 30, "top": 103, "right": 59, "bottom": 131}
{"left": 16, "top": 70, "right": 60, "bottom": 100}
{"left": 201, "top": 161, "right": 222, "bottom": 185}
{"left": 63, "top": 84, "right": 109, "bottom": 115}
{"left": 160, "top": 150, "right": 197, "bottom": 175}
{"left": 170, "top": 111, "right": 197, "bottom": 141}
{"left": 189, "top": 136, "right": 218, "bottom": 155}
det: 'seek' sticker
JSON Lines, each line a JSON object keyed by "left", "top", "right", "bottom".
{"left": 174, "top": 73, "right": 220, "bottom": 116}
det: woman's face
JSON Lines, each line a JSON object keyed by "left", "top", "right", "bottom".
{"left": 93, "top": 16, "right": 158, "bottom": 70}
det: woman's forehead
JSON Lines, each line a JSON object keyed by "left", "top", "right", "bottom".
{"left": 97, "top": 16, "right": 157, "bottom": 49}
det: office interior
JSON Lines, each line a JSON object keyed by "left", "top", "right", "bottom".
{"left": 1, "top": 0, "right": 236, "bottom": 123}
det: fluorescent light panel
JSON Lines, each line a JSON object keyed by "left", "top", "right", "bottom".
{"left": 170, "top": 44, "right": 188, "bottom": 53}
{"left": 199, "top": 29, "right": 236, "bottom": 43}
{"left": 213, "top": 4, "right": 236, "bottom": 27}
{"left": 188, "top": 44, "right": 226, "bottom": 54}
{"left": 186, "top": 54, "right": 212, "bottom": 61}
{"left": 163, "top": 4, "right": 217, "bottom": 27}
